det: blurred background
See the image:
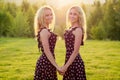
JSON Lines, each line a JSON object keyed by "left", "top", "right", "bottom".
{"left": 0, "top": 0, "right": 120, "bottom": 40}
{"left": 0, "top": 0, "right": 120, "bottom": 80}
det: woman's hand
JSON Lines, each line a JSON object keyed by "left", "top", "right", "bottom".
{"left": 57, "top": 66, "right": 68, "bottom": 75}
{"left": 56, "top": 67, "right": 61, "bottom": 72}
{"left": 56, "top": 66, "right": 64, "bottom": 75}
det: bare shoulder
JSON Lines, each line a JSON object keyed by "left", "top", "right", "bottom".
{"left": 75, "top": 28, "right": 82, "bottom": 33}
{"left": 40, "top": 29, "right": 50, "bottom": 37}
{"left": 73, "top": 28, "right": 82, "bottom": 36}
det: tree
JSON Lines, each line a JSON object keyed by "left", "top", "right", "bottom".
{"left": 0, "top": 2, "right": 13, "bottom": 37}
{"left": 10, "top": 10, "right": 30, "bottom": 37}
{"left": 103, "top": 0, "right": 120, "bottom": 40}
{"left": 87, "top": 1, "right": 103, "bottom": 39}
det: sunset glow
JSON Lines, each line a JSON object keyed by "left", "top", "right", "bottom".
{"left": 46, "top": 0, "right": 105, "bottom": 8}
{"left": 5, "top": 0, "right": 105, "bottom": 8}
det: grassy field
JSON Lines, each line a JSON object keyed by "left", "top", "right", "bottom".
{"left": 0, "top": 38, "right": 120, "bottom": 80}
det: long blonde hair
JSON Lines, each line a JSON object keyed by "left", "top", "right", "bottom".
{"left": 66, "top": 6, "right": 87, "bottom": 40}
{"left": 34, "top": 5, "right": 55, "bottom": 36}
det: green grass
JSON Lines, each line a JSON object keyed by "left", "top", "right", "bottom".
{"left": 0, "top": 38, "right": 120, "bottom": 80}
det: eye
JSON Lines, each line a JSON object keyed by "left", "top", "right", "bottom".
{"left": 50, "top": 13, "right": 53, "bottom": 16}
{"left": 69, "top": 12, "right": 72, "bottom": 15}
{"left": 73, "top": 13, "right": 77, "bottom": 16}
{"left": 45, "top": 14, "right": 49, "bottom": 17}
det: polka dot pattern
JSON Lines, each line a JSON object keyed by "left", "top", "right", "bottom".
{"left": 63, "top": 27, "right": 86, "bottom": 80}
{"left": 34, "top": 27, "right": 57, "bottom": 80}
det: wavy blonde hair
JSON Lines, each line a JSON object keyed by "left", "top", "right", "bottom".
{"left": 66, "top": 6, "right": 87, "bottom": 40}
{"left": 34, "top": 5, "right": 55, "bottom": 36}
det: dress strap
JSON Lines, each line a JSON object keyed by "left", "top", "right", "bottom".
{"left": 72, "top": 27, "right": 82, "bottom": 31}
{"left": 38, "top": 27, "right": 46, "bottom": 35}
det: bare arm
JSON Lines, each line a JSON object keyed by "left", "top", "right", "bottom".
{"left": 62, "top": 28, "right": 83, "bottom": 71}
{"left": 40, "top": 29, "right": 58, "bottom": 69}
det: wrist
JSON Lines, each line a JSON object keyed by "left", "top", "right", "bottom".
{"left": 64, "top": 65, "right": 68, "bottom": 70}
{"left": 55, "top": 65, "right": 59, "bottom": 69}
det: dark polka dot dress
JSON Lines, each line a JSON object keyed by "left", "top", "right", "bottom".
{"left": 63, "top": 27, "right": 86, "bottom": 80}
{"left": 34, "top": 27, "right": 58, "bottom": 80}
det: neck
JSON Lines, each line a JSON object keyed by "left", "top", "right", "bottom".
{"left": 44, "top": 24, "right": 49, "bottom": 28}
{"left": 71, "top": 22, "right": 79, "bottom": 28}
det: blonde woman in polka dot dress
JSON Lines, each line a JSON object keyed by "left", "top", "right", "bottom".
{"left": 59, "top": 6, "right": 87, "bottom": 80}
{"left": 34, "top": 6, "right": 59, "bottom": 80}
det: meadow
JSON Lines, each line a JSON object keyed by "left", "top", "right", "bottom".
{"left": 0, "top": 38, "right": 120, "bottom": 80}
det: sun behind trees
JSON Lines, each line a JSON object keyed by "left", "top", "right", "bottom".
{"left": 0, "top": 0, "right": 120, "bottom": 40}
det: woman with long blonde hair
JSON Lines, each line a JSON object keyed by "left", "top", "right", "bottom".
{"left": 59, "top": 6, "right": 87, "bottom": 80}
{"left": 34, "top": 5, "right": 59, "bottom": 80}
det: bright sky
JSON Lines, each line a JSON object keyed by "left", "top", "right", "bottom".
{"left": 46, "top": 0, "right": 105, "bottom": 8}
{"left": 5, "top": 0, "right": 105, "bottom": 8}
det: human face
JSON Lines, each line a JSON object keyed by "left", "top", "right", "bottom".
{"left": 68, "top": 8, "right": 79, "bottom": 24}
{"left": 44, "top": 9, "right": 53, "bottom": 25}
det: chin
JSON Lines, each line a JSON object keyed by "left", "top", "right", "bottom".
{"left": 46, "top": 21, "right": 52, "bottom": 24}
{"left": 49, "top": 21, "right": 52, "bottom": 24}
{"left": 70, "top": 21, "right": 75, "bottom": 23}
{"left": 49, "top": 20, "right": 52, "bottom": 22}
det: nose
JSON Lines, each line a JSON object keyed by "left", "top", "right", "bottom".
{"left": 49, "top": 15, "right": 53, "bottom": 19}
{"left": 70, "top": 15, "right": 74, "bottom": 19}
{"left": 70, "top": 13, "right": 74, "bottom": 17}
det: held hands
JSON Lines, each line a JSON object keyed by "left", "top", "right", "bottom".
{"left": 56, "top": 66, "right": 68, "bottom": 75}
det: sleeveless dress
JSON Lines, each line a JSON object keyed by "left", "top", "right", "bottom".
{"left": 63, "top": 27, "right": 86, "bottom": 80}
{"left": 34, "top": 27, "right": 57, "bottom": 80}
